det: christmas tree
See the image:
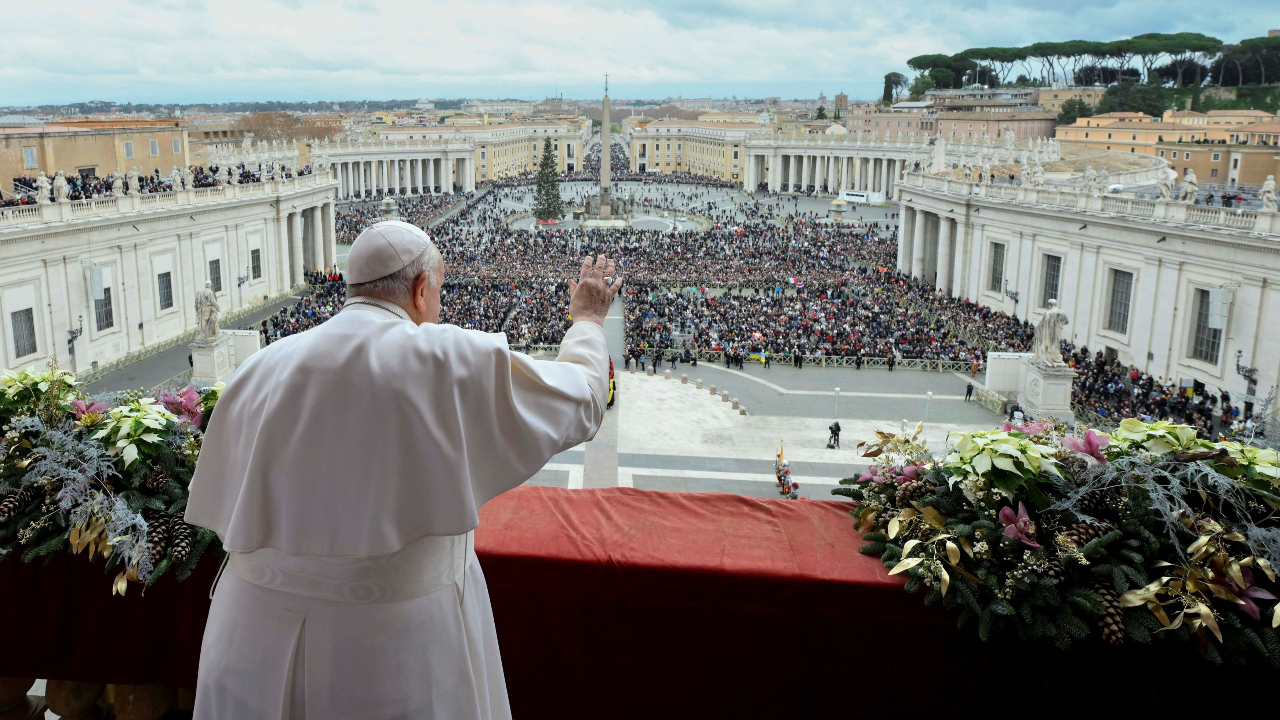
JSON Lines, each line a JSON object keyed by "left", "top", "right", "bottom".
{"left": 531, "top": 138, "right": 563, "bottom": 223}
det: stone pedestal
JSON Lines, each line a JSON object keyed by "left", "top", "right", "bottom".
{"left": 1021, "top": 359, "right": 1077, "bottom": 425}
{"left": 189, "top": 333, "right": 233, "bottom": 386}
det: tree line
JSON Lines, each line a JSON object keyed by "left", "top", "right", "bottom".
{"left": 882, "top": 32, "right": 1280, "bottom": 104}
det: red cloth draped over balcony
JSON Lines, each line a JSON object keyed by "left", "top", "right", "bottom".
{"left": 5, "top": 486, "right": 1254, "bottom": 717}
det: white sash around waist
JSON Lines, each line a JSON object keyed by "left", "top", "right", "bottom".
{"left": 226, "top": 531, "right": 474, "bottom": 604}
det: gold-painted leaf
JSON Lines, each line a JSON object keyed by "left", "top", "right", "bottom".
{"left": 901, "top": 539, "right": 921, "bottom": 558}
{"left": 1227, "top": 560, "right": 1246, "bottom": 590}
{"left": 1223, "top": 532, "right": 1246, "bottom": 542}
{"left": 888, "top": 557, "right": 924, "bottom": 575}
{"left": 887, "top": 516, "right": 900, "bottom": 539}
{"left": 960, "top": 537, "right": 974, "bottom": 558}
{"left": 1198, "top": 605, "right": 1222, "bottom": 643}
{"left": 1273, "top": 603, "right": 1280, "bottom": 629}
{"left": 112, "top": 572, "right": 128, "bottom": 597}
{"left": 1259, "top": 558, "right": 1276, "bottom": 583}
{"left": 946, "top": 541, "right": 960, "bottom": 565}
{"left": 939, "top": 567, "right": 950, "bottom": 597}
{"left": 1148, "top": 599, "right": 1172, "bottom": 627}
{"left": 1121, "top": 577, "right": 1169, "bottom": 607}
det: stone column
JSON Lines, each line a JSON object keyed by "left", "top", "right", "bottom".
{"left": 310, "top": 206, "right": 325, "bottom": 272}
{"left": 898, "top": 208, "right": 912, "bottom": 273}
{"left": 911, "top": 208, "right": 927, "bottom": 280}
{"left": 853, "top": 157, "right": 861, "bottom": 191}
{"left": 937, "top": 215, "right": 954, "bottom": 294}
{"left": 277, "top": 214, "right": 290, "bottom": 292}
{"left": 426, "top": 157, "right": 435, "bottom": 193}
{"left": 787, "top": 155, "right": 797, "bottom": 190}
{"left": 323, "top": 201, "right": 337, "bottom": 270}
{"left": 290, "top": 211, "right": 304, "bottom": 286}
{"left": 952, "top": 219, "right": 968, "bottom": 299}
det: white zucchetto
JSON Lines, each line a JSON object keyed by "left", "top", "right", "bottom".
{"left": 345, "top": 220, "right": 433, "bottom": 283}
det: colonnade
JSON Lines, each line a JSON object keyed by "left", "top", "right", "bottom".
{"left": 743, "top": 152, "right": 907, "bottom": 196}
{"left": 280, "top": 200, "right": 338, "bottom": 283}
{"left": 324, "top": 156, "right": 474, "bottom": 200}
{"left": 898, "top": 206, "right": 964, "bottom": 298}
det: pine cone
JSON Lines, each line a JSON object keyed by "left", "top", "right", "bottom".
{"left": 145, "top": 468, "right": 169, "bottom": 492}
{"left": 1042, "top": 556, "right": 1064, "bottom": 582}
{"left": 1057, "top": 454, "right": 1089, "bottom": 480}
{"left": 1058, "top": 522, "right": 1111, "bottom": 552}
{"left": 169, "top": 518, "right": 193, "bottom": 565}
{"left": 1093, "top": 581, "right": 1125, "bottom": 647}
{"left": 142, "top": 508, "right": 171, "bottom": 562}
{"left": 895, "top": 481, "right": 931, "bottom": 508}
{"left": 1075, "top": 489, "right": 1114, "bottom": 519}
{"left": 0, "top": 486, "right": 37, "bottom": 522}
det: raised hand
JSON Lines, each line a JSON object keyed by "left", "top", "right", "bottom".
{"left": 568, "top": 254, "right": 622, "bottom": 327}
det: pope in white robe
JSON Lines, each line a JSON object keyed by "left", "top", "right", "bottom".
{"left": 185, "top": 221, "right": 619, "bottom": 719}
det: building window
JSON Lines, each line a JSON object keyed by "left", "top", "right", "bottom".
{"left": 1041, "top": 255, "right": 1062, "bottom": 307}
{"left": 732, "top": 150, "right": 739, "bottom": 160}
{"left": 1211, "top": 153, "right": 1221, "bottom": 161}
{"left": 1158, "top": 150, "right": 1165, "bottom": 158}
{"left": 10, "top": 308, "right": 37, "bottom": 358}
{"left": 95, "top": 287, "right": 114, "bottom": 331}
{"left": 22, "top": 147, "right": 37, "bottom": 168}
{"left": 124, "top": 141, "right": 135, "bottom": 159}
{"left": 251, "top": 249, "right": 262, "bottom": 279}
{"left": 1184, "top": 152, "right": 1191, "bottom": 160}
{"left": 988, "top": 242, "right": 1005, "bottom": 293}
{"left": 172, "top": 138, "right": 182, "bottom": 155}
{"left": 1107, "top": 269, "right": 1133, "bottom": 334}
{"left": 208, "top": 259, "right": 222, "bottom": 293}
{"left": 149, "top": 139, "right": 160, "bottom": 157}
{"left": 157, "top": 272, "right": 174, "bottom": 311}
{"left": 1211, "top": 169, "right": 1219, "bottom": 178}
{"left": 1191, "top": 289, "right": 1222, "bottom": 365}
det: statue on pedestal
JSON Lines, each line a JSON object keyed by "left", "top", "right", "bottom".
{"left": 126, "top": 167, "right": 139, "bottom": 195}
{"left": 35, "top": 172, "right": 51, "bottom": 204}
{"left": 1081, "top": 165, "right": 1098, "bottom": 194}
{"left": 1098, "top": 168, "right": 1111, "bottom": 192}
{"left": 1260, "top": 175, "right": 1277, "bottom": 213}
{"left": 111, "top": 169, "right": 124, "bottom": 196}
{"left": 1156, "top": 167, "right": 1176, "bottom": 201}
{"left": 929, "top": 137, "right": 947, "bottom": 174}
{"left": 52, "top": 171, "right": 69, "bottom": 202}
{"left": 1029, "top": 161, "right": 1046, "bottom": 188}
{"left": 182, "top": 165, "right": 195, "bottom": 190}
{"left": 980, "top": 164, "right": 992, "bottom": 185}
{"left": 170, "top": 166, "right": 183, "bottom": 191}
{"left": 1178, "top": 170, "right": 1199, "bottom": 204}
{"left": 1033, "top": 299, "right": 1069, "bottom": 366}
{"left": 195, "top": 281, "right": 221, "bottom": 342}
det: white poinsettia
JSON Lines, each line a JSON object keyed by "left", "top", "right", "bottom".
{"left": 1110, "top": 418, "right": 1205, "bottom": 455}
{"left": 944, "top": 430, "right": 1060, "bottom": 501}
{"left": 1214, "top": 441, "right": 1280, "bottom": 481}
{"left": 91, "top": 398, "right": 177, "bottom": 467}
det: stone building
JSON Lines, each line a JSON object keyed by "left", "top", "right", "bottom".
{"left": 1, "top": 121, "right": 191, "bottom": 187}
{"left": 0, "top": 174, "right": 337, "bottom": 376}
{"left": 897, "top": 172, "right": 1280, "bottom": 399}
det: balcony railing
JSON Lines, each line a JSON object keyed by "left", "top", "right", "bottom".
{"left": 900, "top": 172, "right": 1280, "bottom": 235}
{"left": 0, "top": 174, "right": 336, "bottom": 229}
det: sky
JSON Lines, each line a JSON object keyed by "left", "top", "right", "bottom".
{"left": 2, "top": 0, "right": 1276, "bottom": 106}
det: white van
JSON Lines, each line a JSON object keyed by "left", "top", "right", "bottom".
{"left": 838, "top": 190, "right": 887, "bottom": 206}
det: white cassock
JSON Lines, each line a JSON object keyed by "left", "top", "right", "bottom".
{"left": 185, "top": 296, "right": 608, "bottom": 720}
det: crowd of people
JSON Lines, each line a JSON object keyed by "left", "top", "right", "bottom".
{"left": 238, "top": 141, "right": 1254, "bottom": 437}
{"left": 1064, "top": 343, "right": 1248, "bottom": 439}
{"left": 5, "top": 162, "right": 311, "bottom": 206}
{"left": 336, "top": 194, "right": 462, "bottom": 242}
{"left": 259, "top": 271, "right": 346, "bottom": 346}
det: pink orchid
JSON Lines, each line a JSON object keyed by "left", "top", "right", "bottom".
{"left": 999, "top": 502, "right": 1042, "bottom": 548}
{"left": 895, "top": 464, "right": 921, "bottom": 484}
{"left": 70, "top": 399, "right": 109, "bottom": 419}
{"left": 1063, "top": 429, "right": 1111, "bottom": 464}
{"left": 1223, "top": 567, "right": 1277, "bottom": 622}
{"left": 858, "top": 471, "right": 877, "bottom": 483}
{"left": 161, "top": 387, "right": 204, "bottom": 426}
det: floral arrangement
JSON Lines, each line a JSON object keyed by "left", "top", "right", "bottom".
{"left": 836, "top": 416, "right": 1280, "bottom": 665}
{"left": 0, "top": 365, "right": 223, "bottom": 595}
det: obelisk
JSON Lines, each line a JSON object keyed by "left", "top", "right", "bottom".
{"left": 599, "top": 74, "right": 612, "bottom": 218}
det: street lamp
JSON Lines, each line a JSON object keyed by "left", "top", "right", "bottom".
{"left": 1004, "top": 280, "right": 1020, "bottom": 318}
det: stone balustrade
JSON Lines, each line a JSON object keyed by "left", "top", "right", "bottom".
{"left": 901, "top": 172, "right": 1279, "bottom": 235}
{"left": 0, "top": 174, "right": 332, "bottom": 228}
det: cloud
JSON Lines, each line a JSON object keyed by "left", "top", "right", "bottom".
{"left": 2, "top": 0, "right": 1272, "bottom": 106}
